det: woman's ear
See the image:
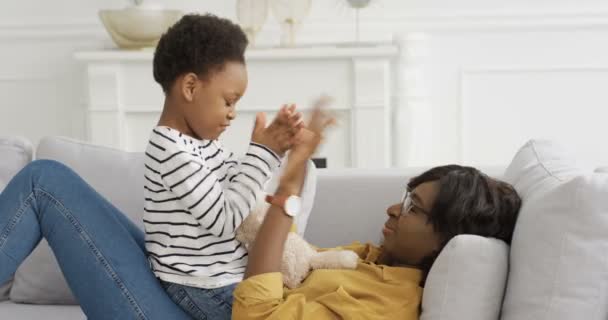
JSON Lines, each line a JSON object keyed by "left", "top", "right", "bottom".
{"left": 180, "top": 73, "right": 199, "bottom": 102}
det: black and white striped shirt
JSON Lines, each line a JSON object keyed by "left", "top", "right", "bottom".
{"left": 143, "top": 126, "right": 281, "bottom": 289}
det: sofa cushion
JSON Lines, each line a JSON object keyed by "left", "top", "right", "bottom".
{"left": 0, "top": 285, "right": 9, "bottom": 304}
{"left": 501, "top": 140, "right": 608, "bottom": 320}
{"left": 10, "top": 136, "right": 317, "bottom": 304}
{"left": 421, "top": 235, "right": 509, "bottom": 320}
{"left": 305, "top": 166, "right": 505, "bottom": 247}
{"left": 306, "top": 169, "right": 409, "bottom": 247}
{"left": 0, "top": 136, "right": 33, "bottom": 191}
{"left": 10, "top": 137, "right": 146, "bottom": 304}
{"left": 0, "top": 136, "right": 33, "bottom": 302}
{"left": 0, "top": 301, "right": 84, "bottom": 320}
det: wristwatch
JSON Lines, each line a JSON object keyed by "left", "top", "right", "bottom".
{"left": 265, "top": 194, "right": 302, "bottom": 217}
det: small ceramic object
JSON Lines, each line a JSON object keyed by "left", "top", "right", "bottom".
{"left": 271, "top": 0, "right": 312, "bottom": 47}
{"left": 99, "top": 4, "right": 182, "bottom": 50}
{"left": 346, "top": 0, "right": 372, "bottom": 9}
{"left": 236, "top": 0, "right": 270, "bottom": 46}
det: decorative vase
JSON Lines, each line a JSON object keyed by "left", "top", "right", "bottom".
{"left": 270, "top": 0, "right": 312, "bottom": 47}
{"left": 99, "top": 2, "right": 182, "bottom": 50}
{"left": 236, "top": 0, "right": 269, "bottom": 46}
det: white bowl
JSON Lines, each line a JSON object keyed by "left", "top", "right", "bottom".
{"left": 99, "top": 6, "right": 183, "bottom": 50}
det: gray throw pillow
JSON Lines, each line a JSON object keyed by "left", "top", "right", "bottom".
{"left": 10, "top": 136, "right": 145, "bottom": 305}
{"left": 0, "top": 136, "right": 33, "bottom": 301}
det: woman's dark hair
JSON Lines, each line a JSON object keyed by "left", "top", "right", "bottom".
{"left": 408, "top": 165, "right": 521, "bottom": 278}
{"left": 153, "top": 13, "right": 248, "bottom": 93}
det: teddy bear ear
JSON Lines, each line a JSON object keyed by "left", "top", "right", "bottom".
{"left": 254, "top": 202, "right": 271, "bottom": 218}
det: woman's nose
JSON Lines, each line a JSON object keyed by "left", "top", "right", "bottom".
{"left": 386, "top": 204, "right": 400, "bottom": 218}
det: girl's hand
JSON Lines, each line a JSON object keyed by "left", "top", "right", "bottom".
{"left": 251, "top": 104, "right": 303, "bottom": 157}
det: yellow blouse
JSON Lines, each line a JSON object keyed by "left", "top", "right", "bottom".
{"left": 233, "top": 243, "right": 423, "bottom": 320}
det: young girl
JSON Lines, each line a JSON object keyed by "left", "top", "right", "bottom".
{"left": 145, "top": 13, "right": 302, "bottom": 319}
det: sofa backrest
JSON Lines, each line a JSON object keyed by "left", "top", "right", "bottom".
{"left": 308, "top": 167, "right": 505, "bottom": 247}
{"left": 36, "top": 136, "right": 506, "bottom": 247}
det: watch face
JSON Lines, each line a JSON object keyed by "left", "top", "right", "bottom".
{"left": 285, "top": 196, "right": 302, "bottom": 217}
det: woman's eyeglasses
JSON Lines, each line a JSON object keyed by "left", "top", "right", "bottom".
{"left": 399, "top": 189, "right": 430, "bottom": 217}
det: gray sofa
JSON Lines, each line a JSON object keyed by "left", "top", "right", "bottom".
{"left": 0, "top": 136, "right": 453, "bottom": 319}
{"left": 3, "top": 136, "right": 606, "bottom": 320}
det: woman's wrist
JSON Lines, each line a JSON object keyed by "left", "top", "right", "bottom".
{"left": 277, "top": 154, "right": 308, "bottom": 191}
{"left": 276, "top": 183, "right": 301, "bottom": 197}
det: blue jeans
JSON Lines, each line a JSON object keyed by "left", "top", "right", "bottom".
{"left": 161, "top": 280, "right": 236, "bottom": 320}
{"left": 0, "top": 160, "right": 192, "bottom": 320}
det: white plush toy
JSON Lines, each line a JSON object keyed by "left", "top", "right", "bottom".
{"left": 236, "top": 201, "right": 360, "bottom": 289}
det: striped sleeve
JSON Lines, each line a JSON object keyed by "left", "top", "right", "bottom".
{"left": 224, "top": 142, "right": 280, "bottom": 185}
{"left": 151, "top": 142, "right": 281, "bottom": 237}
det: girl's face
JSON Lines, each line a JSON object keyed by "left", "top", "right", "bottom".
{"left": 183, "top": 61, "right": 248, "bottom": 140}
{"left": 382, "top": 181, "right": 442, "bottom": 266}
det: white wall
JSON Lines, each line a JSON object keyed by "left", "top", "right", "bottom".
{"left": 2, "top": 0, "right": 608, "bottom": 167}
{"left": 426, "top": 30, "right": 608, "bottom": 167}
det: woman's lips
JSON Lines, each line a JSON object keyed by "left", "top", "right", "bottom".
{"left": 382, "top": 222, "right": 396, "bottom": 236}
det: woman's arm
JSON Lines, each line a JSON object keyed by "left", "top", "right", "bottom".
{"left": 244, "top": 156, "right": 307, "bottom": 278}
{"left": 244, "top": 100, "right": 334, "bottom": 279}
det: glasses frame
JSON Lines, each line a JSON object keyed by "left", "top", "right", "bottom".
{"left": 399, "top": 189, "right": 431, "bottom": 217}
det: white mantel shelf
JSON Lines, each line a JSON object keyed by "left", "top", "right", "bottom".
{"left": 73, "top": 40, "right": 427, "bottom": 169}
{"left": 74, "top": 44, "right": 399, "bottom": 62}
